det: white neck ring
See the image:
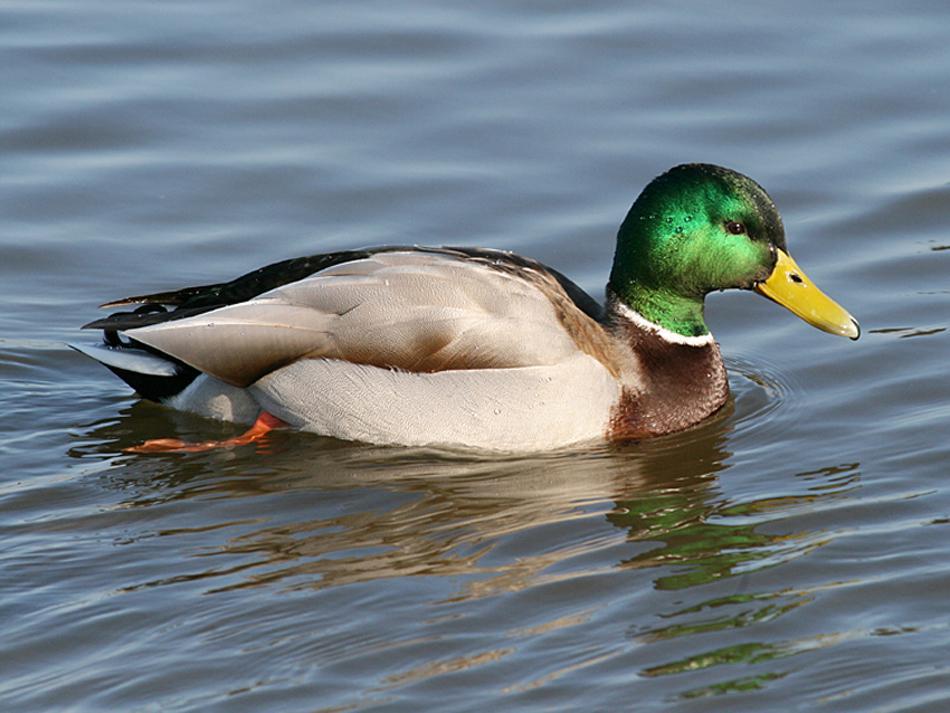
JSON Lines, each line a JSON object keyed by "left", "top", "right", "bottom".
{"left": 613, "top": 301, "right": 715, "bottom": 347}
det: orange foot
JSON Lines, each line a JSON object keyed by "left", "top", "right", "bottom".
{"left": 125, "top": 411, "right": 288, "bottom": 454}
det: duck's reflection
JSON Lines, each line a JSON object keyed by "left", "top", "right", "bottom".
{"left": 75, "top": 393, "right": 854, "bottom": 603}
{"left": 72, "top": 379, "right": 862, "bottom": 699}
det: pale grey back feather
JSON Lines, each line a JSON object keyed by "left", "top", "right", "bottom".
{"left": 127, "top": 252, "right": 585, "bottom": 387}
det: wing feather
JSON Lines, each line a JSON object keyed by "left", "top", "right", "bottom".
{"left": 126, "top": 252, "right": 588, "bottom": 387}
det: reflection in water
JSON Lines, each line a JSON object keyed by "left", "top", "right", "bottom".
{"left": 869, "top": 326, "right": 947, "bottom": 339}
{"left": 611, "top": 461, "right": 859, "bottom": 591}
{"left": 75, "top": 399, "right": 739, "bottom": 597}
{"left": 75, "top": 380, "right": 860, "bottom": 600}
{"left": 618, "top": 456, "right": 860, "bottom": 699}
{"left": 70, "top": 375, "right": 862, "bottom": 699}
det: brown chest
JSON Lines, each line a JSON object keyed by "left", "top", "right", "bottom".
{"left": 607, "top": 335, "right": 729, "bottom": 440}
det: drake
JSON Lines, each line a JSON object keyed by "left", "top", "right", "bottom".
{"left": 72, "top": 164, "right": 859, "bottom": 452}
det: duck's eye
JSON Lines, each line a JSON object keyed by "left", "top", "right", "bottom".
{"left": 725, "top": 221, "right": 746, "bottom": 235}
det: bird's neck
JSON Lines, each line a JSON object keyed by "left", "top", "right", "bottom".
{"left": 606, "top": 294, "right": 729, "bottom": 439}
{"left": 607, "top": 281, "right": 709, "bottom": 339}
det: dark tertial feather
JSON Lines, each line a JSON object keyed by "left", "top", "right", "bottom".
{"left": 99, "top": 251, "right": 371, "bottom": 309}
{"left": 83, "top": 305, "right": 221, "bottom": 331}
{"left": 86, "top": 249, "right": 376, "bottom": 331}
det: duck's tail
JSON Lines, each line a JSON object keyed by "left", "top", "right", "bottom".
{"left": 69, "top": 340, "right": 199, "bottom": 402}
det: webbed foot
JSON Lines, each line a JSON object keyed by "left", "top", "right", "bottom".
{"left": 125, "top": 411, "right": 287, "bottom": 454}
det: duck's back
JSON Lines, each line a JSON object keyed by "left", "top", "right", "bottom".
{"left": 120, "top": 249, "right": 605, "bottom": 385}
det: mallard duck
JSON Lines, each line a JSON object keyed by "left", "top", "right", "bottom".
{"left": 72, "top": 164, "right": 858, "bottom": 452}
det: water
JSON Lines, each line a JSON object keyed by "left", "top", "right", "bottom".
{"left": 2, "top": 1, "right": 949, "bottom": 710}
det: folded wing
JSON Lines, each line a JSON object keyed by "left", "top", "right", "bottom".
{"left": 126, "top": 251, "right": 590, "bottom": 387}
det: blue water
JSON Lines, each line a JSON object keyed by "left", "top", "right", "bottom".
{"left": 2, "top": 1, "right": 949, "bottom": 710}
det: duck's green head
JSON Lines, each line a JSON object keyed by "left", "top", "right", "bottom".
{"left": 608, "top": 163, "right": 859, "bottom": 340}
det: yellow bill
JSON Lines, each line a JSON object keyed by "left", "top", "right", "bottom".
{"left": 754, "top": 249, "right": 860, "bottom": 340}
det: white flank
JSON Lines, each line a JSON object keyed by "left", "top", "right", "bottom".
{"left": 611, "top": 302, "right": 715, "bottom": 347}
{"left": 165, "top": 375, "right": 260, "bottom": 424}
{"left": 250, "top": 353, "right": 621, "bottom": 451}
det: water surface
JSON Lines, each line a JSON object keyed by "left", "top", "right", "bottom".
{"left": 2, "top": 1, "right": 949, "bottom": 710}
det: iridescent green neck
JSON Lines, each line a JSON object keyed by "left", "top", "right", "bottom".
{"left": 610, "top": 282, "right": 709, "bottom": 337}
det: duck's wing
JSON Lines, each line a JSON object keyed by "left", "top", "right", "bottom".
{"left": 112, "top": 248, "right": 613, "bottom": 388}
{"left": 84, "top": 249, "right": 380, "bottom": 331}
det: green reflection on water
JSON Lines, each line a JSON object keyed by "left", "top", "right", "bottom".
{"left": 643, "top": 640, "right": 791, "bottom": 677}
{"left": 639, "top": 593, "right": 808, "bottom": 641}
{"left": 610, "top": 457, "right": 859, "bottom": 591}
{"left": 682, "top": 670, "right": 788, "bottom": 699}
